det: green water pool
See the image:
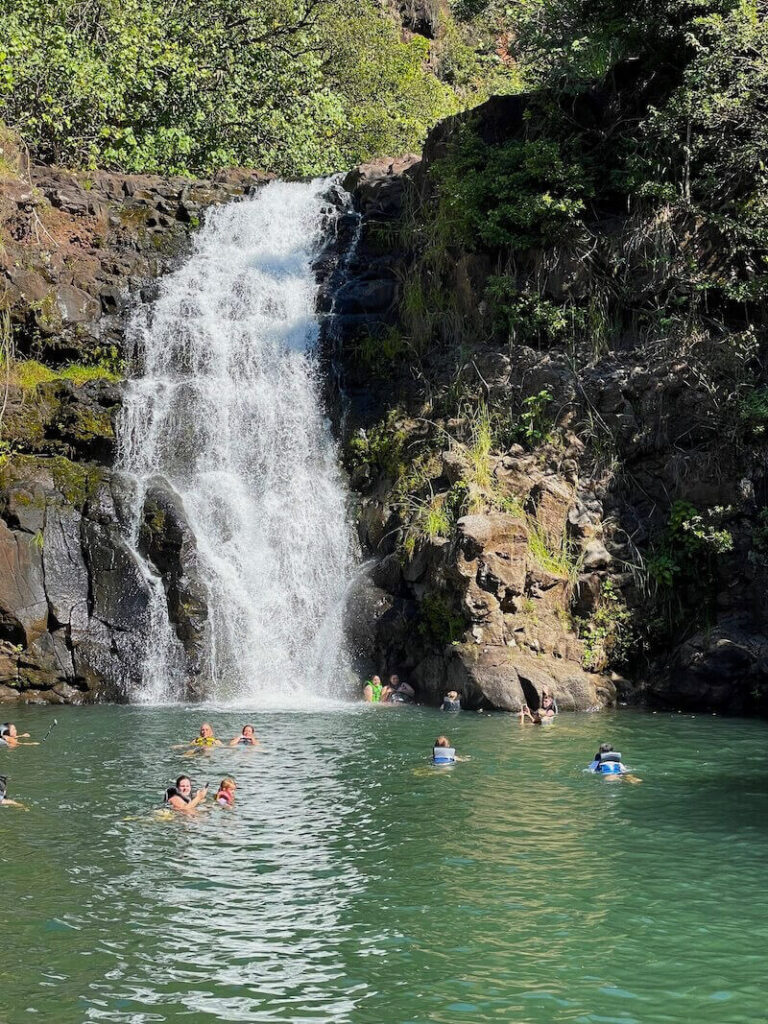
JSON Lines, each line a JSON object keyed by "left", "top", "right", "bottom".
{"left": 1, "top": 704, "right": 767, "bottom": 1023}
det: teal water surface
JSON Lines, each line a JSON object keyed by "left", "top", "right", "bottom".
{"left": 1, "top": 705, "right": 767, "bottom": 1023}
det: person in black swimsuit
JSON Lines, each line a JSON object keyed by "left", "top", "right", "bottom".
{"left": 229, "top": 725, "right": 259, "bottom": 747}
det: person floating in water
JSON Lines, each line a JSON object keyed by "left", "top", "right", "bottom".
{"left": 363, "top": 675, "right": 390, "bottom": 703}
{"left": 172, "top": 722, "right": 222, "bottom": 750}
{"left": 588, "top": 743, "right": 641, "bottom": 782}
{"left": 441, "top": 690, "right": 461, "bottom": 712}
{"left": 164, "top": 775, "right": 209, "bottom": 812}
{"left": 433, "top": 735, "right": 457, "bottom": 764}
{"left": 229, "top": 725, "right": 259, "bottom": 746}
{"left": 215, "top": 778, "right": 237, "bottom": 807}
{"left": 0, "top": 774, "right": 25, "bottom": 808}
{"left": 0, "top": 723, "right": 38, "bottom": 748}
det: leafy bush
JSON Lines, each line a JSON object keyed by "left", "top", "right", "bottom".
{"left": 0, "top": 0, "right": 457, "bottom": 176}
{"left": 576, "top": 579, "right": 635, "bottom": 670}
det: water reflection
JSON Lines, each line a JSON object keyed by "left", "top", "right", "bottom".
{"left": 2, "top": 706, "right": 768, "bottom": 1023}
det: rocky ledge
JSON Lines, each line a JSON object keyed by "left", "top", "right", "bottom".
{"left": 0, "top": 137, "right": 267, "bottom": 703}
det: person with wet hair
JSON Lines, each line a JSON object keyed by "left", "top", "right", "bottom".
{"left": 229, "top": 724, "right": 259, "bottom": 746}
{"left": 164, "top": 775, "right": 208, "bottom": 812}
{"left": 0, "top": 723, "right": 38, "bottom": 748}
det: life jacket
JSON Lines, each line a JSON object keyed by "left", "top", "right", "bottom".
{"left": 367, "top": 681, "right": 383, "bottom": 703}
{"left": 216, "top": 789, "right": 234, "bottom": 806}
{"left": 238, "top": 736, "right": 256, "bottom": 745}
{"left": 442, "top": 698, "right": 461, "bottom": 712}
{"left": 592, "top": 751, "right": 625, "bottom": 774}
{"left": 433, "top": 746, "right": 456, "bottom": 764}
{"left": 164, "top": 786, "right": 191, "bottom": 804}
{"left": 193, "top": 736, "right": 217, "bottom": 746}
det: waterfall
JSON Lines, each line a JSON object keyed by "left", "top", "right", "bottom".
{"left": 117, "top": 180, "right": 355, "bottom": 704}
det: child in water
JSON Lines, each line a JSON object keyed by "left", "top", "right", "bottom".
{"left": 433, "top": 735, "right": 457, "bottom": 764}
{"left": 589, "top": 743, "right": 641, "bottom": 782}
{"left": 215, "top": 778, "right": 237, "bottom": 807}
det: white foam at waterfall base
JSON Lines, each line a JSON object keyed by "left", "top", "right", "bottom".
{"left": 118, "top": 180, "right": 356, "bottom": 705}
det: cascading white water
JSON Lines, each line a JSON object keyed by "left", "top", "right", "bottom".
{"left": 118, "top": 180, "right": 356, "bottom": 704}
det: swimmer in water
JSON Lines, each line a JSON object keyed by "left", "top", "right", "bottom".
{"left": 441, "top": 690, "right": 461, "bottom": 712}
{"left": 215, "top": 778, "right": 237, "bottom": 807}
{"left": 0, "top": 723, "right": 38, "bottom": 748}
{"left": 173, "top": 722, "right": 222, "bottom": 749}
{"left": 589, "top": 743, "right": 642, "bottom": 782}
{"left": 432, "top": 735, "right": 468, "bottom": 764}
{"left": 0, "top": 775, "right": 25, "bottom": 808}
{"left": 164, "top": 775, "right": 209, "bottom": 812}
{"left": 229, "top": 725, "right": 259, "bottom": 747}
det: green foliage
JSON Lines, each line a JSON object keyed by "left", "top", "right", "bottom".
{"left": 0, "top": 0, "right": 458, "bottom": 177}
{"left": 431, "top": 127, "right": 590, "bottom": 252}
{"left": 518, "top": 389, "right": 554, "bottom": 446}
{"left": 347, "top": 414, "right": 410, "bottom": 480}
{"left": 527, "top": 521, "right": 581, "bottom": 581}
{"left": 352, "top": 327, "right": 408, "bottom": 376}
{"left": 648, "top": 500, "right": 733, "bottom": 588}
{"left": 738, "top": 386, "right": 768, "bottom": 439}
{"left": 465, "top": 403, "right": 494, "bottom": 489}
{"left": 418, "top": 592, "right": 466, "bottom": 646}
{"left": 4, "top": 358, "right": 121, "bottom": 391}
{"left": 646, "top": 500, "right": 733, "bottom": 636}
{"left": 576, "top": 579, "right": 635, "bottom": 670}
{"left": 487, "top": 277, "right": 586, "bottom": 345}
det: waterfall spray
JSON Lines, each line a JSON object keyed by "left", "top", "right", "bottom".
{"left": 118, "top": 181, "right": 355, "bottom": 704}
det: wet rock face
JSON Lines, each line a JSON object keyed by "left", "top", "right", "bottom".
{"left": 0, "top": 158, "right": 255, "bottom": 703}
{"left": 0, "top": 462, "right": 149, "bottom": 702}
{"left": 0, "top": 460, "right": 209, "bottom": 703}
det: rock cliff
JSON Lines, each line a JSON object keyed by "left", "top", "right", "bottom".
{"left": 0, "top": 136, "right": 267, "bottom": 703}
{"left": 328, "top": 84, "right": 768, "bottom": 715}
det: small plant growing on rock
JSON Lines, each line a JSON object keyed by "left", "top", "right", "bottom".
{"left": 576, "top": 579, "right": 634, "bottom": 670}
{"left": 418, "top": 592, "right": 466, "bottom": 646}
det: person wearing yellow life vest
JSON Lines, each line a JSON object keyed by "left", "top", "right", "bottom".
{"left": 191, "top": 722, "right": 222, "bottom": 747}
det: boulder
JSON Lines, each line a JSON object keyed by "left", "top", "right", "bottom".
{"left": 446, "top": 644, "right": 614, "bottom": 712}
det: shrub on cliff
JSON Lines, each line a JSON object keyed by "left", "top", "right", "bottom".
{"left": 0, "top": 0, "right": 456, "bottom": 176}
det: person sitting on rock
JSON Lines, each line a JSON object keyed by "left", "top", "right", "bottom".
{"left": 164, "top": 775, "right": 208, "bottom": 812}
{"left": 229, "top": 724, "right": 259, "bottom": 746}
{"left": 441, "top": 690, "right": 462, "bottom": 712}
{"left": 0, "top": 723, "right": 38, "bottom": 748}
